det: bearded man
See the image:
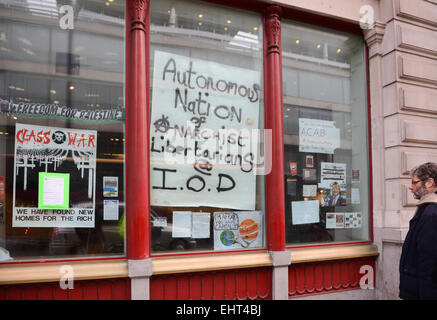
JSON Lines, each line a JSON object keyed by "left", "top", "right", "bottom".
{"left": 399, "top": 162, "right": 437, "bottom": 300}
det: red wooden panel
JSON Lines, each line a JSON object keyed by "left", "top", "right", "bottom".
{"left": 112, "top": 279, "right": 130, "bottom": 300}
{"left": 150, "top": 267, "right": 272, "bottom": 300}
{"left": 349, "top": 260, "right": 359, "bottom": 287}
{"left": 54, "top": 285, "right": 69, "bottom": 300}
{"left": 314, "top": 264, "right": 324, "bottom": 292}
{"left": 289, "top": 257, "right": 377, "bottom": 298}
{"left": 201, "top": 276, "right": 214, "bottom": 300}
{"left": 236, "top": 270, "right": 247, "bottom": 300}
{"left": 97, "top": 281, "right": 112, "bottom": 300}
{"left": 22, "top": 285, "right": 38, "bottom": 300}
{"left": 164, "top": 276, "right": 177, "bottom": 300}
{"left": 1, "top": 278, "right": 130, "bottom": 300}
{"left": 323, "top": 263, "right": 332, "bottom": 290}
{"left": 150, "top": 276, "right": 164, "bottom": 300}
{"left": 177, "top": 276, "right": 190, "bottom": 300}
{"left": 295, "top": 266, "right": 306, "bottom": 294}
{"left": 189, "top": 275, "right": 202, "bottom": 300}
{"left": 67, "top": 284, "right": 82, "bottom": 300}
{"left": 224, "top": 271, "right": 236, "bottom": 300}
{"left": 257, "top": 268, "right": 270, "bottom": 299}
{"left": 288, "top": 267, "right": 296, "bottom": 296}
{"left": 331, "top": 262, "right": 341, "bottom": 289}
{"left": 304, "top": 265, "right": 315, "bottom": 294}
{"left": 84, "top": 282, "right": 99, "bottom": 300}
{"left": 340, "top": 261, "right": 350, "bottom": 288}
{"left": 213, "top": 273, "right": 226, "bottom": 300}
{"left": 38, "top": 285, "right": 55, "bottom": 300}
{"left": 6, "top": 286, "right": 22, "bottom": 300}
{"left": 247, "top": 269, "right": 258, "bottom": 300}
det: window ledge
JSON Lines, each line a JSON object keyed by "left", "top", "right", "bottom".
{"left": 0, "top": 259, "right": 128, "bottom": 285}
{"left": 152, "top": 244, "right": 379, "bottom": 275}
{"left": 0, "top": 244, "right": 379, "bottom": 284}
{"left": 152, "top": 251, "right": 272, "bottom": 275}
{"left": 289, "top": 243, "right": 379, "bottom": 264}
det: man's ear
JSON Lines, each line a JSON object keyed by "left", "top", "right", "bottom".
{"left": 426, "top": 178, "right": 436, "bottom": 188}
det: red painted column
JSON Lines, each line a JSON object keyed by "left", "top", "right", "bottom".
{"left": 125, "top": 0, "right": 150, "bottom": 260}
{"left": 263, "top": 6, "right": 286, "bottom": 251}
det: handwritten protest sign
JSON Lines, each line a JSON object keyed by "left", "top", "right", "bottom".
{"left": 150, "top": 51, "right": 261, "bottom": 210}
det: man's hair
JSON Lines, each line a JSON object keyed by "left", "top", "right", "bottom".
{"left": 410, "top": 162, "right": 437, "bottom": 184}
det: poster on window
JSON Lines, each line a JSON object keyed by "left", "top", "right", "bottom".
{"left": 12, "top": 123, "right": 97, "bottom": 228}
{"left": 213, "top": 211, "right": 263, "bottom": 251}
{"left": 299, "top": 118, "right": 340, "bottom": 154}
{"left": 150, "top": 51, "right": 261, "bottom": 210}
{"left": 319, "top": 162, "right": 347, "bottom": 190}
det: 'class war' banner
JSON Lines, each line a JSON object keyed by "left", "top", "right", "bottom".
{"left": 150, "top": 51, "right": 261, "bottom": 210}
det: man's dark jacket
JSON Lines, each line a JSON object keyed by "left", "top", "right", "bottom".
{"left": 399, "top": 191, "right": 437, "bottom": 300}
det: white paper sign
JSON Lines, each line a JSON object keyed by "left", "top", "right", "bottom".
{"left": 291, "top": 200, "right": 320, "bottom": 225}
{"left": 192, "top": 212, "right": 211, "bottom": 239}
{"left": 172, "top": 211, "right": 192, "bottom": 238}
{"left": 299, "top": 118, "right": 340, "bottom": 154}
{"left": 150, "top": 51, "right": 261, "bottom": 210}
{"left": 303, "top": 185, "right": 317, "bottom": 197}
{"left": 351, "top": 188, "right": 361, "bottom": 204}
{"left": 320, "top": 162, "right": 347, "bottom": 189}
{"left": 103, "top": 200, "right": 119, "bottom": 221}
{"left": 43, "top": 177, "right": 65, "bottom": 206}
{"left": 153, "top": 217, "right": 168, "bottom": 228}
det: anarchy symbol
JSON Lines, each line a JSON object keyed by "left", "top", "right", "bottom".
{"left": 153, "top": 114, "right": 171, "bottom": 133}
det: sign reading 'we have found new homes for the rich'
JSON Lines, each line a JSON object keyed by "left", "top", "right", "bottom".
{"left": 150, "top": 51, "right": 262, "bottom": 210}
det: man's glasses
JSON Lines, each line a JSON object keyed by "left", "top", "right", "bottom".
{"left": 411, "top": 179, "right": 422, "bottom": 185}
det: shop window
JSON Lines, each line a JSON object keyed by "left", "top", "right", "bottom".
{"left": 0, "top": 1, "right": 126, "bottom": 260}
{"left": 282, "top": 20, "right": 370, "bottom": 245}
{"left": 150, "top": 0, "right": 266, "bottom": 253}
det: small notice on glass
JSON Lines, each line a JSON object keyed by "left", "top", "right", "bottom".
{"left": 291, "top": 200, "right": 320, "bottom": 225}
{"left": 103, "top": 200, "right": 119, "bottom": 220}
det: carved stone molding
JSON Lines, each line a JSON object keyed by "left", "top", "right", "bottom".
{"left": 363, "top": 21, "right": 386, "bottom": 58}
{"left": 264, "top": 6, "right": 282, "bottom": 55}
{"left": 128, "top": 0, "right": 149, "bottom": 32}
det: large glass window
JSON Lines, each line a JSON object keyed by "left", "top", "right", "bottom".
{"left": 0, "top": 0, "right": 126, "bottom": 261}
{"left": 150, "top": 0, "right": 265, "bottom": 253}
{"left": 282, "top": 20, "right": 370, "bottom": 245}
